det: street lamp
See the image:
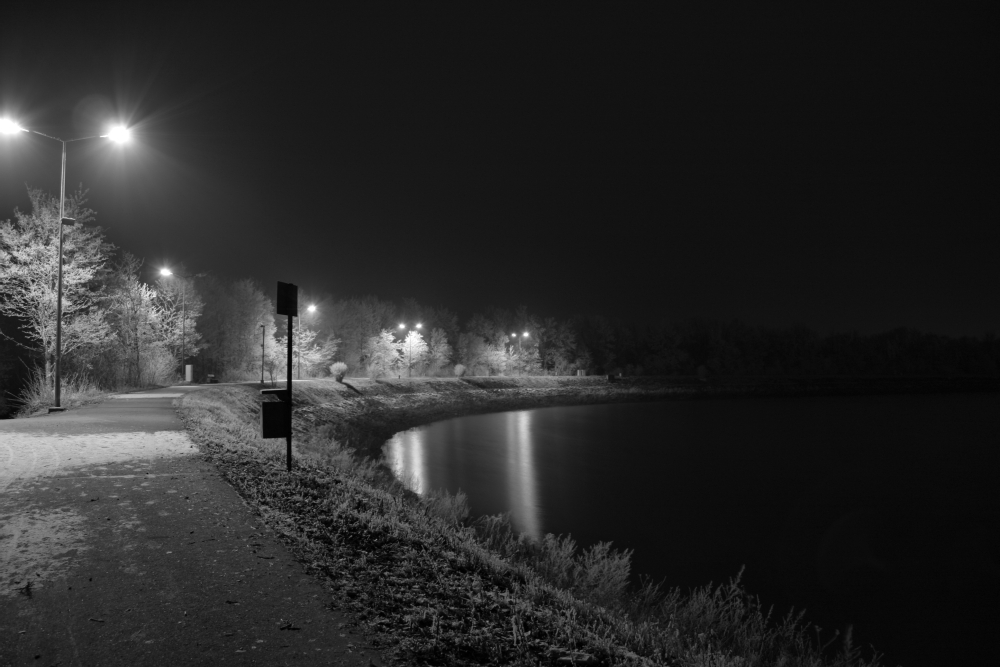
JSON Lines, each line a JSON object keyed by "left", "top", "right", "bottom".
{"left": 510, "top": 331, "right": 529, "bottom": 375}
{"left": 397, "top": 322, "right": 422, "bottom": 378}
{"left": 298, "top": 304, "right": 317, "bottom": 379}
{"left": 260, "top": 324, "right": 266, "bottom": 385}
{"left": 1, "top": 119, "right": 130, "bottom": 410}
{"left": 159, "top": 267, "right": 203, "bottom": 382}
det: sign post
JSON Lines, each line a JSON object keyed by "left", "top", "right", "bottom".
{"left": 262, "top": 281, "right": 298, "bottom": 472}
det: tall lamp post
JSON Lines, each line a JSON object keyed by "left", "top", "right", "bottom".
{"left": 159, "top": 268, "right": 201, "bottom": 382}
{"left": 260, "top": 324, "right": 266, "bottom": 385}
{"left": 510, "top": 331, "right": 529, "bottom": 375}
{"left": 397, "top": 322, "right": 422, "bottom": 378}
{"left": 298, "top": 304, "right": 317, "bottom": 379}
{"left": 1, "top": 119, "right": 130, "bottom": 411}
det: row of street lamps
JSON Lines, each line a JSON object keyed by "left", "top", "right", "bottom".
{"left": 2, "top": 118, "right": 130, "bottom": 411}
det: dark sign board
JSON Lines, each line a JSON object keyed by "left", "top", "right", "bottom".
{"left": 261, "top": 401, "right": 290, "bottom": 438}
{"left": 277, "top": 281, "right": 298, "bottom": 317}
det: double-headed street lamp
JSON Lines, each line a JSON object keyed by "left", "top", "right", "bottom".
{"left": 510, "top": 331, "right": 529, "bottom": 375}
{"left": 1, "top": 119, "right": 130, "bottom": 410}
{"left": 397, "top": 322, "right": 422, "bottom": 378}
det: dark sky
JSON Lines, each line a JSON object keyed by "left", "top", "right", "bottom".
{"left": 1, "top": 5, "right": 996, "bottom": 335}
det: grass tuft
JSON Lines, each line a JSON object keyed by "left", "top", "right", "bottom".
{"left": 14, "top": 367, "right": 111, "bottom": 416}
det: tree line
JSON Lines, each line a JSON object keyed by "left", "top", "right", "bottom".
{"left": 2, "top": 187, "right": 998, "bottom": 415}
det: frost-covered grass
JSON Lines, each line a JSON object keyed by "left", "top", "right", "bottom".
{"left": 178, "top": 384, "right": 885, "bottom": 666}
{"left": 13, "top": 367, "right": 113, "bottom": 416}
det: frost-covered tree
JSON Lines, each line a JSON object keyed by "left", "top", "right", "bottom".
{"left": 426, "top": 327, "right": 452, "bottom": 375}
{"left": 156, "top": 269, "right": 204, "bottom": 374}
{"left": 400, "top": 329, "right": 429, "bottom": 377}
{"left": 364, "top": 329, "right": 401, "bottom": 378}
{"left": 0, "top": 187, "right": 114, "bottom": 382}
{"left": 90, "top": 254, "right": 176, "bottom": 387}
{"left": 199, "top": 277, "right": 276, "bottom": 381}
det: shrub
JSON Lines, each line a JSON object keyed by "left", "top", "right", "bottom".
{"left": 453, "top": 364, "right": 466, "bottom": 377}
{"left": 15, "top": 367, "right": 106, "bottom": 417}
{"left": 329, "top": 361, "right": 349, "bottom": 382}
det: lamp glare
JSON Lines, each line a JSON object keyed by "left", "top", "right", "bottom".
{"left": 0, "top": 118, "right": 25, "bottom": 134}
{"left": 107, "top": 125, "right": 131, "bottom": 143}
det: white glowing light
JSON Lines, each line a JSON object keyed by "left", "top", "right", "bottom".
{"left": 416, "top": 323, "right": 422, "bottom": 329}
{"left": 160, "top": 268, "right": 173, "bottom": 276}
{"left": 307, "top": 304, "right": 317, "bottom": 313}
{"left": 523, "top": 332, "right": 529, "bottom": 337}
{"left": 399, "top": 323, "right": 405, "bottom": 329}
{"left": 106, "top": 125, "right": 131, "bottom": 143}
{"left": 0, "top": 118, "right": 25, "bottom": 134}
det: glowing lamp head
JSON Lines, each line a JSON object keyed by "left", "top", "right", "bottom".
{"left": 399, "top": 323, "right": 405, "bottom": 329}
{"left": 416, "top": 323, "right": 422, "bottom": 329}
{"left": 0, "top": 118, "right": 25, "bottom": 134}
{"left": 159, "top": 268, "right": 173, "bottom": 277}
{"left": 106, "top": 125, "right": 131, "bottom": 143}
{"left": 307, "top": 304, "right": 317, "bottom": 313}
{"left": 523, "top": 332, "right": 529, "bottom": 337}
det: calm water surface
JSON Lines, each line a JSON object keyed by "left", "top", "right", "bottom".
{"left": 385, "top": 394, "right": 1000, "bottom": 667}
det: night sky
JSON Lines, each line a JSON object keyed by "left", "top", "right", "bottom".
{"left": 1, "top": 5, "right": 996, "bottom": 335}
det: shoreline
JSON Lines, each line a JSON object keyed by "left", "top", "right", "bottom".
{"left": 178, "top": 383, "right": 895, "bottom": 666}
{"left": 295, "top": 375, "right": 1000, "bottom": 460}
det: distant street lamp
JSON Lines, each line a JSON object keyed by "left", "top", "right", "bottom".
{"left": 1, "top": 119, "right": 130, "bottom": 410}
{"left": 158, "top": 268, "right": 191, "bottom": 382}
{"left": 160, "top": 268, "right": 207, "bottom": 381}
{"left": 298, "top": 304, "right": 318, "bottom": 379}
{"left": 397, "top": 322, "right": 422, "bottom": 378}
{"left": 510, "top": 331, "right": 529, "bottom": 375}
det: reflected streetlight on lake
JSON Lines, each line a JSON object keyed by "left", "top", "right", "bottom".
{"left": 1, "top": 118, "right": 131, "bottom": 409}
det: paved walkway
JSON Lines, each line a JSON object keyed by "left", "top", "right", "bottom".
{"left": 0, "top": 387, "right": 379, "bottom": 666}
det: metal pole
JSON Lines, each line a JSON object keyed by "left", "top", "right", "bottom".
{"left": 54, "top": 141, "right": 67, "bottom": 409}
{"left": 260, "top": 324, "right": 265, "bottom": 385}
{"left": 286, "top": 312, "right": 293, "bottom": 472}
{"left": 181, "top": 285, "right": 186, "bottom": 381}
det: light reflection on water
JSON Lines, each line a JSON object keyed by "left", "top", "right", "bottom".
{"left": 384, "top": 409, "right": 542, "bottom": 539}
{"left": 380, "top": 395, "right": 1000, "bottom": 667}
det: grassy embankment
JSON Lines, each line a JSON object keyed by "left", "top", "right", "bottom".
{"left": 178, "top": 376, "right": 894, "bottom": 666}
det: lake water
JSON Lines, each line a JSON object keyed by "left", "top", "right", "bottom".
{"left": 385, "top": 394, "right": 1000, "bottom": 667}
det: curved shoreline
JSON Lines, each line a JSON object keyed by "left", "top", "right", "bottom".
{"left": 297, "top": 375, "right": 1000, "bottom": 461}
{"left": 177, "top": 383, "right": 897, "bottom": 666}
